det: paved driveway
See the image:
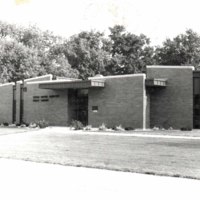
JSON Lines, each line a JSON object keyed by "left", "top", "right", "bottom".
{"left": 0, "top": 158, "right": 199, "bottom": 200}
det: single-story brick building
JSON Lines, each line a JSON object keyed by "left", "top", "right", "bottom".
{"left": 0, "top": 65, "right": 198, "bottom": 129}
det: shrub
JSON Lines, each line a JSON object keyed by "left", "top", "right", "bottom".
{"left": 180, "top": 127, "right": 192, "bottom": 131}
{"left": 20, "top": 124, "right": 26, "bottom": 128}
{"left": 113, "top": 125, "right": 124, "bottom": 131}
{"left": 125, "top": 127, "right": 134, "bottom": 131}
{"left": 8, "top": 124, "right": 16, "bottom": 127}
{"left": 152, "top": 126, "right": 159, "bottom": 130}
{"left": 3, "top": 122, "right": 9, "bottom": 126}
{"left": 84, "top": 125, "right": 92, "bottom": 131}
{"left": 71, "top": 120, "right": 84, "bottom": 130}
{"left": 35, "top": 120, "right": 49, "bottom": 128}
{"left": 23, "top": 122, "right": 29, "bottom": 127}
{"left": 99, "top": 123, "right": 107, "bottom": 131}
{"left": 29, "top": 123, "right": 38, "bottom": 128}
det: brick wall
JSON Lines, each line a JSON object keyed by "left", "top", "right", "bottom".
{"left": 16, "top": 75, "right": 53, "bottom": 124}
{"left": 146, "top": 66, "right": 193, "bottom": 129}
{"left": 88, "top": 75, "right": 146, "bottom": 129}
{"left": 0, "top": 83, "right": 14, "bottom": 124}
{"left": 23, "top": 83, "right": 68, "bottom": 126}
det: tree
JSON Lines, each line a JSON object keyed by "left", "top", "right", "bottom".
{"left": 106, "top": 25, "right": 154, "bottom": 75}
{"left": 154, "top": 29, "right": 200, "bottom": 68}
{"left": 63, "top": 31, "right": 111, "bottom": 79}
{"left": 0, "top": 40, "right": 40, "bottom": 82}
{"left": 0, "top": 21, "right": 78, "bottom": 82}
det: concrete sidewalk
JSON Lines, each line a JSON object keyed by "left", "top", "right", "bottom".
{"left": 0, "top": 159, "right": 199, "bottom": 200}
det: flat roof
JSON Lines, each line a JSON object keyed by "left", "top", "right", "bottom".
{"left": 39, "top": 79, "right": 105, "bottom": 89}
{"left": 89, "top": 73, "right": 145, "bottom": 80}
{"left": 147, "top": 65, "right": 195, "bottom": 70}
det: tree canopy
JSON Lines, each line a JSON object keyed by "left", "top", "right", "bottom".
{"left": 0, "top": 21, "right": 78, "bottom": 82}
{"left": 106, "top": 25, "right": 154, "bottom": 75}
{"left": 62, "top": 31, "right": 110, "bottom": 79}
{"left": 1, "top": 21, "right": 200, "bottom": 83}
{"left": 154, "top": 29, "right": 200, "bottom": 68}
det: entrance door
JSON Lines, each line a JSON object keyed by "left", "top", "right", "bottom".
{"left": 194, "top": 77, "right": 200, "bottom": 128}
{"left": 68, "top": 89, "right": 88, "bottom": 125}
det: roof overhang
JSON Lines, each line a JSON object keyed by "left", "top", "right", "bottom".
{"left": 39, "top": 79, "right": 105, "bottom": 89}
{"left": 146, "top": 78, "right": 167, "bottom": 87}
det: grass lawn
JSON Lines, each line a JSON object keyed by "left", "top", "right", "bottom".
{"left": 0, "top": 127, "right": 199, "bottom": 179}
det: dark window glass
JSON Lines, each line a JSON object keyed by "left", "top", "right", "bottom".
{"left": 92, "top": 106, "right": 98, "bottom": 112}
{"left": 41, "top": 99, "right": 49, "bottom": 102}
{"left": 49, "top": 95, "right": 60, "bottom": 98}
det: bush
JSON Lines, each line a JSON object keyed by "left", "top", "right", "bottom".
{"left": 84, "top": 125, "right": 92, "bottom": 131}
{"left": 20, "top": 124, "right": 26, "bottom": 128}
{"left": 99, "top": 123, "right": 107, "bottom": 131}
{"left": 29, "top": 123, "right": 38, "bottom": 128}
{"left": 113, "top": 125, "right": 124, "bottom": 131}
{"left": 22, "top": 122, "right": 29, "bottom": 127}
{"left": 125, "top": 127, "right": 134, "bottom": 131}
{"left": 180, "top": 127, "right": 192, "bottom": 131}
{"left": 35, "top": 120, "right": 49, "bottom": 128}
{"left": 71, "top": 120, "right": 84, "bottom": 130}
{"left": 3, "top": 122, "right": 9, "bottom": 126}
{"left": 152, "top": 126, "right": 159, "bottom": 131}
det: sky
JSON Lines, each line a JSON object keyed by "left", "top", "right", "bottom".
{"left": 0, "top": 0, "right": 200, "bottom": 45}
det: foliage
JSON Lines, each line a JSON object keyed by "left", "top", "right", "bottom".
{"left": 29, "top": 123, "right": 38, "bottom": 128}
{"left": 35, "top": 120, "right": 49, "bottom": 128}
{"left": 113, "top": 125, "right": 125, "bottom": 131}
{"left": 0, "top": 40, "right": 40, "bottom": 82}
{"left": 63, "top": 31, "right": 110, "bottom": 79}
{"left": 71, "top": 120, "right": 84, "bottom": 130}
{"left": 106, "top": 25, "right": 155, "bottom": 75}
{"left": 180, "top": 127, "right": 192, "bottom": 131}
{"left": 124, "top": 127, "right": 134, "bottom": 131}
{"left": 98, "top": 123, "right": 107, "bottom": 131}
{"left": 2, "top": 21, "right": 200, "bottom": 82}
{"left": 2, "top": 122, "right": 9, "bottom": 126}
{"left": 154, "top": 29, "right": 200, "bottom": 68}
{"left": 84, "top": 125, "right": 92, "bottom": 131}
{"left": 0, "top": 21, "right": 78, "bottom": 83}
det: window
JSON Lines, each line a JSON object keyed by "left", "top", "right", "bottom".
{"left": 33, "top": 96, "right": 39, "bottom": 102}
{"left": 33, "top": 95, "right": 49, "bottom": 102}
{"left": 92, "top": 106, "right": 98, "bottom": 112}
{"left": 49, "top": 95, "right": 60, "bottom": 98}
{"left": 41, "top": 96, "right": 49, "bottom": 102}
{"left": 23, "top": 87, "right": 27, "bottom": 92}
{"left": 41, "top": 99, "right": 49, "bottom": 102}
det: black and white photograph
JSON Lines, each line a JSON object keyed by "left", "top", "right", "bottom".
{"left": 0, "top": 0, "right": 199, "bottom": 199}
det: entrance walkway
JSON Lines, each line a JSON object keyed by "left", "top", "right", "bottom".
{"left": 0, "top": 159, "right": 199, "bottom": 200}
